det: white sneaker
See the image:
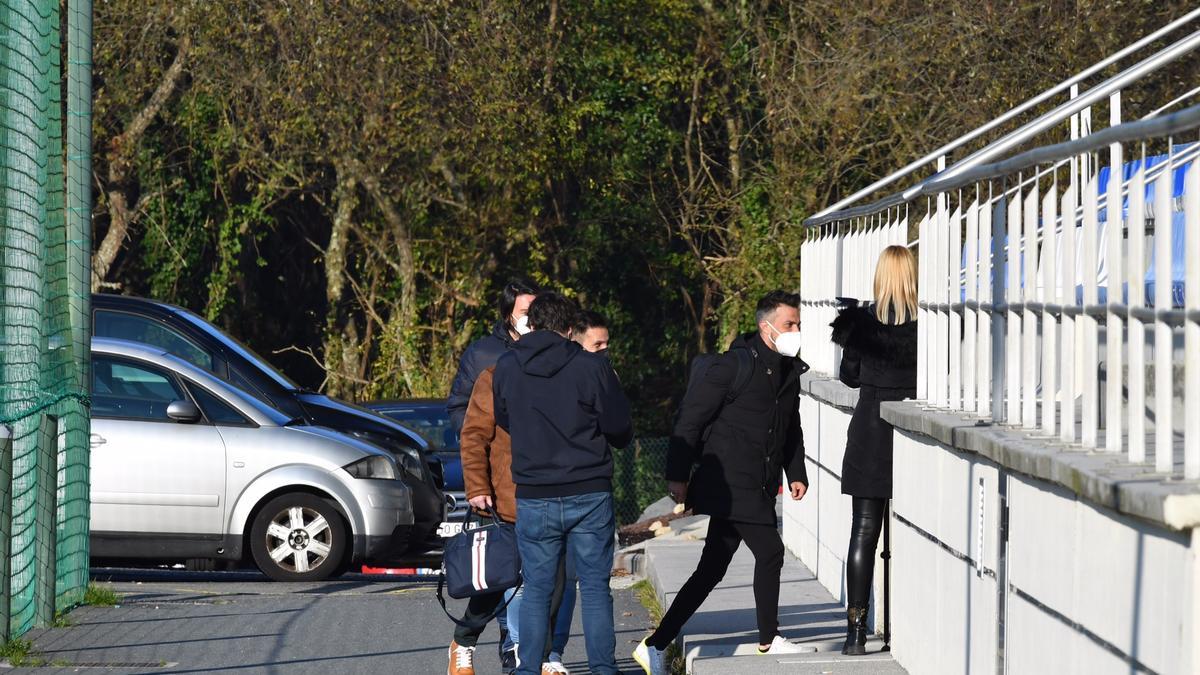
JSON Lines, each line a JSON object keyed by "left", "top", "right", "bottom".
{"left": 632, "top": 638, "right": 667, "bottom": 675}
{"left": 541, "top": 661, "right": 570, "bottom": 674}
{"left": 759, "top": 634, "right": 812, "bottom": 655}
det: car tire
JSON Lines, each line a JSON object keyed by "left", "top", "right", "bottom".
{"left": 250, "top": 493, "right": 348, "bottom": 582}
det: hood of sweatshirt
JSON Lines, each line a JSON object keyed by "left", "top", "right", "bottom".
{"left": 511, "top": 330, "right": 581, "bottom": 377}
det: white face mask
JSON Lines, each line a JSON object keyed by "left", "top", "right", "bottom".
{"left": 514, "top": 315, "right": 532, "bottom": 336}
{"left": 765, "top": 323, "right": 802, "bottom": 358}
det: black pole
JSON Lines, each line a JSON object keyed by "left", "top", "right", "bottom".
{"left": 881, "top": 499, "right": 892, "bottom": 652}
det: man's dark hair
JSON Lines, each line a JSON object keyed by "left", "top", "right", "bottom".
{"left": 573, "top": 310, "right": 608, "bottom": 335}
{"left": 528, "top": 292, "right": 579, "bottom": 334}
{"left": 498, "top": 277, "right": 540, "bottom": 323}
{"left": 755, "top": 290, "right": 801, "bottom": 324}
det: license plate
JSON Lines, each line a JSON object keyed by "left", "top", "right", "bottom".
{"left": 436, "top": 521, "right": 463, "bottom": 538}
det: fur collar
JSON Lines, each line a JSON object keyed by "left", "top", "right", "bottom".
{"left": 830, "top": 304, "right": 918, "bottom": 366}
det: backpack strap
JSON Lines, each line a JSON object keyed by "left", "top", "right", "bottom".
{"left": 723, "top": 347, "right": 755, "bottom": 404}
{"left": 436, "top": 570, "right": 522, "bottom": 629}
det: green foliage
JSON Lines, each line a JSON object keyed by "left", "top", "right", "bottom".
{"left": 90, "top": 0, "right": 1197, "bottom": 432}
{"left": 0, "top": 638, "right": 36, "bottom": 666}
{"left": 83, "top": 583, "right": 120, "bottom": 607}
{"left": 631, "top": 580, "right": 685, "bottom": 674}
{"left": 613, "top": 438, "right": 671, "bottom": 525}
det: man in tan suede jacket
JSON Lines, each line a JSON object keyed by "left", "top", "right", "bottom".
{"left": 447, "top": 366, "right": 515, "bottom": 675}
{"left": 449, "top": 366, "right": 572, "bottom": 675}
{"left": 460, "top": 367, "right": 515, "bottom": 522}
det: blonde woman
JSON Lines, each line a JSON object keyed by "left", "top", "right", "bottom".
{"left": 829, "top": 245, "right": 918, "bottom": 656}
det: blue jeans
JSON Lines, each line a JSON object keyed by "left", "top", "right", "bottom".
{"left": 505, "top": 550, "right": 577, "bottom": 657}
{"left": 498, "top": 602, "right": 513, "bottom": 652}
{"left": 515, "top": 492, "right": 616, "bottom": 675}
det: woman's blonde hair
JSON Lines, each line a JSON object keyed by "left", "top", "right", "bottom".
{"left": 873, "top": 245, "right": 918, "bottom": 325}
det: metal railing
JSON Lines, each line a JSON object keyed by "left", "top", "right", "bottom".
{"left": 804, "top": 8, "right": 1200, "bottom": 228}
{"left": 798, "top": 15, "right": 1200, "bottom": 479}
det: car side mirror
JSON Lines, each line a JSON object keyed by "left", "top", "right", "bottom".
{"left": 167, "top": 400, "right": 203, "bottom": 424}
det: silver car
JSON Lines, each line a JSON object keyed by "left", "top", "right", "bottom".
{"left": 90, "top": 338, "right": 416, "bottom": 581}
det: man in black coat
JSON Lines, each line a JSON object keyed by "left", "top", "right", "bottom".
{"left": 634, "top": 291, "right": 810, "bottom": 674}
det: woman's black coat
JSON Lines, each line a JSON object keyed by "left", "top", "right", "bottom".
{"left": 665, "top": 333, "right": 810, "bottom": 525}
{"left": 831, "top": 304, "right": 918, "bottom": 499}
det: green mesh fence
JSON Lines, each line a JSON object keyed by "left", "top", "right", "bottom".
{"left": 613, "top": 437, "right": 669, "bottom": 525}
{"left": 0, "top": 0, "right": 93, "bottom": 638}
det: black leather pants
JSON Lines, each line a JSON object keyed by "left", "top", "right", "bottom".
{"left": 846, "top": 497, "right": 886, "bottom": 608}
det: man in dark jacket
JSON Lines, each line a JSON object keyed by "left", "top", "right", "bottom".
{"left": 634, "top": 291, "right": 810, "bottom": 674}
{"left": 447, "top": 278, "right": 539, "bottom": 437}
{"left": 493, "top": 292, "right": 633, "bottom": 675}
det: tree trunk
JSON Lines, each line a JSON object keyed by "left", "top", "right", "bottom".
{"left": 92, "top": 35, "right": 191, "bottom": 291}
{"left": 323, "top": 163, "right": 359, "bottom": 398}
{"left": 349, "top": 160, "right": 418, "bottom": 395}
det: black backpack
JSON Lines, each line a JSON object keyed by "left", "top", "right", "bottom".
{"left": 681, "top": 347, "right": 755, "bottom": 447}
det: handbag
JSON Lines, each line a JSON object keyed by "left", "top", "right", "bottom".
{"left": 436, "top": 506, "right": 522, "bottom": 628}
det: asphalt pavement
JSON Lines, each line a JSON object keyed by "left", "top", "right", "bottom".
{"left": 11, "top": 567, "right": 653, "bottom": 674}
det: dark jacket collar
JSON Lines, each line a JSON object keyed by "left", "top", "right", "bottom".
{"left": 747, "top": 332, "right": 782, "bottom": 368}
{"left": 735, "top": 332, "right": 809, "bottom": 387}
{"left": 491, "top": 319, "right": 517, "bottom": 348}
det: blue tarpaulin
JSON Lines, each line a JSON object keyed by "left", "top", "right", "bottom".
{"left": 958, "top": 152, "right": 1190, "bottom": 307}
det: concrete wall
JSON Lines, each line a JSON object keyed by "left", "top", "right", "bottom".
{"left": 782, "top": 393, "right": 853, "bottom": 605}
{"left": 783, "top": 381, "right": 1200, "bottom": 675}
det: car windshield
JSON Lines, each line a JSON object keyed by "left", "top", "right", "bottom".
{"left": 172, "top": 308, "right": 302, "bottom": 391}
{"left": 378, "top": 404, "right": 457, "bottom": 452}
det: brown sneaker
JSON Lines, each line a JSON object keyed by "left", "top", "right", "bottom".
{"left": 448, "top": 640, "right": 476, "bottom": 675}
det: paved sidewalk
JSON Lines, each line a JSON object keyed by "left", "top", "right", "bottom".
{"left": 7, "top": 568, "right": 652, "bottom": 674}
{"left": 642, "top": 530, "right": 906, "bottom": 674}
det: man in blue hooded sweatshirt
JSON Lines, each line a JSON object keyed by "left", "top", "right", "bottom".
{"left": 493, "top": 292, "right": 633, "bottom": 675}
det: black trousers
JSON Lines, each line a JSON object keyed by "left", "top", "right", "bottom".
{"left": 454, "top": 554, "right": 567, "bottom": 656}
{"left": 845, "top": 497, "right": 887, "bottom": 608}
{"left": 647, "top": 517, "right": 785, "bottom": 647}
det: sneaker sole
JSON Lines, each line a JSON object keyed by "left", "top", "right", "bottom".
{"left": 632, "top": 645, "right": 652, "bottom": 674}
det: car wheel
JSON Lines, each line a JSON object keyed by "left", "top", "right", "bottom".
{"left": 250, "top": 493, "right": 347, "bottom": 582}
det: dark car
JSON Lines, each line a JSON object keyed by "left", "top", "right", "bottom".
{"left": 91, "top": 293, "right": 448, "bottom": 555}
{"left": 366, "top": 400, "right": 466, "bottom": 519}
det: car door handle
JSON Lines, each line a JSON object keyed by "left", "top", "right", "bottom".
{"left": 89, "top": 434, "right": 107, "bottom": 448}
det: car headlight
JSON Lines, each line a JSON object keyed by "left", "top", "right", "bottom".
{"left": 392, "top": 446, "right": 426, "bottom": 480}
{"left": 342, "top": 455, "right": 399, "bottom": 481}
{"left": 347, "top": 430, "right": 427, "bottom": 481}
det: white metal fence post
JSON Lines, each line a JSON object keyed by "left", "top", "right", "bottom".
{"left": 1007, "top": 184, "right": 1023, "bottom": 425}
{"left": 992, "top": 190, "right": 1008, "bottom": 423}
{"left": 964, "top": 194, "right": 979, "bottom": 413}
{"left": 918, "top": 209, "right": 930, "bottom": 402}
{"left": 1042, "top": 178, "right": 1059, "bottom": 436}
{"left": 1061, "top": 178, "right": 1079, "bottom": 443}
{"left": 1185, "top": 140, "right": 1200, "bottom": 479}
{"left": 1023, "top": 177, "right": 1040, "bottom": 429}
{"left": 1105, "top": 92, "right": 1125, "bottom": 452}
{"left": 1153, "top": 151, "right": 1174, "bottom": 472}
{"left": 1126, "top": 154, "right": 1147, "bottom": 464}
{"left": 949, "top": 197, "right": 963, "bottom": 410}
{"left": 1082, "top": 175, "right": 1101, "bottom": 447}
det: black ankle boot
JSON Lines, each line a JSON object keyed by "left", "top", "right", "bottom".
{"left": 841, "top": 606, "right": 869, "bottom": 655}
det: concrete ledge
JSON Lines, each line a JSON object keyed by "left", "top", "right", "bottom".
{"left": 691, "top": 649, "right": 906, "bottom": 675}
{"left": 799, "top": 372, "right": 858, "bottom": 411}
{"left": 879, "top": 399, "right": 1200, "bottom": 531}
